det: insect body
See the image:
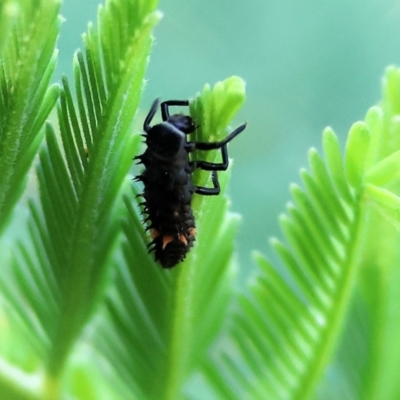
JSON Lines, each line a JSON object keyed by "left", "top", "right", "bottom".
{"left": 135, "top": 99, "right": 246, "bottom": 268}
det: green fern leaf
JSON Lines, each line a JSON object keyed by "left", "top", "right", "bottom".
{"left": 199, "top": 65, "right": 400, "bottom": 400}
{"left": 200, "top": 99, "right": 369, "bottom": 400}
{"left": 312, "top": 67, "right": 400, "bottom": 400}
{"left": 1, "top": 0, "right": 160, "bottom": 398}
{"left": 0, "top": 0, "right": 60, "bottom": 233}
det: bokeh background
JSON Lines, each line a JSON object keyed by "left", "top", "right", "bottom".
{"left": 57, "top": 0, "right": 400, "bottom": 281}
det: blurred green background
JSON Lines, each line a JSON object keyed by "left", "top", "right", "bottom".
{"left": 57, "top": 0, "right": 400, "bottom": 279}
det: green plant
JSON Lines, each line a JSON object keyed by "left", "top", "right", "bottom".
{"left": 1, "top": 0, "right": 400, "bottom": 399}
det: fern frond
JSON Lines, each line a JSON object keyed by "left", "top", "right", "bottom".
{"left": 1, "top": 0, "right": 160, "bottom": 397}
{"left": 199, "top": 65, "right": 400, "bottom": 400}
{"left": 311, "top": 68, "right": 400, "bottom": 400}
{"left": 0, "top": 0, "right": 60, "bottom": 232}
{"left": 349, "top": 67, "right": 400, "bottom": 400}
{"left": 93, "top": 77, "right": 246, "bottom": 399}
{"left": 200, "top": 105, "right": 369, "bottom": 399}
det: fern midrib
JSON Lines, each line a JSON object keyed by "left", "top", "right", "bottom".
{"left": 360, "top": 269, "right": 387, "bottom": 400}
{"left": 164, "top": 266, "right": 196, "bottom": 400}
{"left": 294, "top": 192, "right": 367, "bottom": 400}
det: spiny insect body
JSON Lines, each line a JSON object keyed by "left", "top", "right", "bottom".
{"left": 135, "top": 99, "right": 246, "bottom": 268}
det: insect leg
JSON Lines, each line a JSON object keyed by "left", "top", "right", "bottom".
{"left": 160, "top": 100, "right": 190, "bottom": 121}
{"left": 191, "top": 144, "right": 229, "bottom": 171}
{"left": 144, "top": 98, "right": 161, "bottom": 132}
{"left": 194, "top": 122, "right": 247, "bottom": 150}
{"left": 195, "top": 171, "right": 220, "bottom": 196}
{"left": 188, "top": 122, "right": 247, "bottom": 170}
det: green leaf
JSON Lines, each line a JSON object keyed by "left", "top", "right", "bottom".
{"left": 364, "top": 184, "right": 400, "bottom": 231}
{"left": 345, "top": 121, "right": 371, "bottom": 188}
{"left": 47, "top": 0, "right": 160, "bottom": 379}
{"left": 0, "top": 0, "right": 60, "bottom": 233}
{"left": 190, "top": 76, "right": 246, "bottom": 188}
{"left": 323, "top": 127, "right": 353, "bottom": 203}
{"left": 365, "top": 149, "right": 400, "bottom": 187}
{"left": 200, "top": 120, "right": 369, "bottom": 399}
{"left": 199, "top": 65, "right": 400, "bottom": 400}
{"left": 2, "top": 0, "right": 160, "bottom": 398}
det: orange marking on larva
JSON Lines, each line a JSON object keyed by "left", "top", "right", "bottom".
{"left": 162, "top": 235, "right": 174, "bottom": 249}
{"left": 179, "top": 235, "right": 188, "bottom": 246}
{"left": 151, "top": 229, "right": 159, "bottom": 238}
{"left": 188, "top": 228, "right": 197, "bottom": 236}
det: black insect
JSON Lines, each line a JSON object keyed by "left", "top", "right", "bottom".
{"left": 135, "top": 98, "right": 246, "bottom": 268}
